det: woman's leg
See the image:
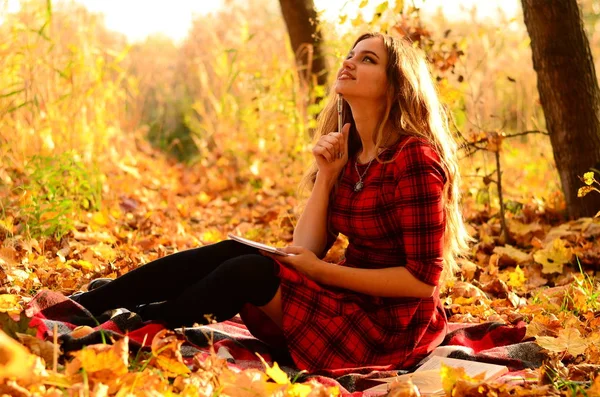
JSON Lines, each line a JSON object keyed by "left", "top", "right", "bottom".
{"left": 258, "top": 286, "right": 283, "bottom": 328}
{"left": 76, "top": 240, "right": 259, "bottom": 315}
{"left": 136, "top": 253, "right": 281, "bottom": 329}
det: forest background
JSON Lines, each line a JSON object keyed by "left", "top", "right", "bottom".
{"left": 2, "top": 0, "right": 600, "bottom": 395}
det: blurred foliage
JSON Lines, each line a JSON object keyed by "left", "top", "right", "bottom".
{"left": 0, "top": 0, "right": 129, "bottom": 162}
{"left": 1, "top": 0, "right": 599, "bottom": 246}
{"left": 2, "top": 1, "right": 600, "bottom": 395}
{"left": 18, "top": 152, "right": 102, "bottom": 239}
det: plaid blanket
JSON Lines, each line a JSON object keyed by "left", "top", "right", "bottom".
{"left": 25, "top": 290, "right": 545, "bottom": 394}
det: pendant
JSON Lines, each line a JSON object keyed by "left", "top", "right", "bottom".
{"left": 354, "top": 181, "right": 364, "bottom": 192}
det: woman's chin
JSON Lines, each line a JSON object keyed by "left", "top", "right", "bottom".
{"left": 333, "top": 84, "right": 349, "bottom": 95}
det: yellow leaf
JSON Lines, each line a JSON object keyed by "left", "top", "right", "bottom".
{"left": 91, "top": 243, "right": 117, "bottom": 262}
{"left": 258, "top": 354, "right": 289, "bottom": 385}
{"left": 197, "top": 192, "right": 212, "bottom": 205}
{"left": 250, "top": 160, "right": 260, "bottom": 176}
{"left": 440, "top": 362, "right": 486, "bottom": 395}
{"left": 201, "top": 229, "right": 222, "bottom": 244}
{"left": 0, "top": 216, "right": 14, "bottom": 235}
{"left": 0, "top": 329, "right": 47, "bottom": 384}
{"left": 66, "top": 259, "right": 95, "bottom": 272}
{"left": 493, "top": 245, "right": 530, "bottom": 264}
{"left": 155, "top": 354, "right": 191, "bottom": 377}
{"left": 533, "top": 239, "right": 572, "bottom": 274}
{"left": 151, "top": 330, "right": 191, "bottom": 377}
{"left": 588, "top": 375, "right": 600, "bottom": 397}
{"left": 338, "top": 15, "right": 347, "bottom": 24}
{"left": 43, "top": 372, "right": 73, "bottom": 388}
{"left": 507, "top": 265, "right": 526, "bottom": 289}
{"left": 288, "top": 383, "right": 312, "bottom": 397}
{"left": 0, "top": 294, "right": 22, "bottom": 316}
{"left": 16, "top": 333, "right": 55, "bottom": 364}
{"left": 579, "top": 186, "right": 594, "bottom": 197}
{"left": 375, "top": 1, "right": 389, "bottom": 15}
{"left": 91, "top": 212, "right": 109, "bottom": 226}
{"left": 351, "top": 14, "right": 364, "bottom": 27}
{"left": 359, "top": 0, "right": 369, "bottom": 8}
{"left": 536, "top": 328, "right": 588, "bottom": 356}
{"left": 584, "top": 172, "right": 595, "bottom": 186}
{"left": 72, "top": 337, "right": 129, "bottom": 379}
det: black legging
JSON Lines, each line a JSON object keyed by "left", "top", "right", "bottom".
{"left": 75, "top": 240, "right": 281, "bottom": 328}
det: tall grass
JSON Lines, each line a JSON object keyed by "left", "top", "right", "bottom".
{"left": 3, "top": 0, "right": 597, "bottom": 241}
{"left": 0, "top": 0, "right": 129, "bottom": 163}
{"left": 124, "top": 0, "right": 318, "bottom": 193}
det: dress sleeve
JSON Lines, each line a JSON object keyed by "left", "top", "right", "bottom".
{"left": 394, "top": 142, "right": 447, "bottom": 286}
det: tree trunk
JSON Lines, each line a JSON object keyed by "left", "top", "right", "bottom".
{"left": 278, "top": 0, "right": 328, "bottom": 88}
{"left": 522, "top": 0, "right": 600, "bottom": 218}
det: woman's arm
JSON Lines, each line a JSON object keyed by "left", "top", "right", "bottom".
{"left": 293, "top": 124, "right": 350, "bottom": 256}
{"left": 317, "top": 260, "right": 436, "bottom": 298}
{"left": 292, "top": 172, "right": 336, "bottom": 256}
{"left": 270, "top": 249, "right": 435, "bottom": 298}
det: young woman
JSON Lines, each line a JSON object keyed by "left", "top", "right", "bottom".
{"left": 71, "top": 32, "right": 471, "bottom": 372}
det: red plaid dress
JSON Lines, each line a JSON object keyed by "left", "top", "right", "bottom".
{"left": 242, "top": 136, "right": 448, "bottom": 373}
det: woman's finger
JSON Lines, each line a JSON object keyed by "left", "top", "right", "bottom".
{"left": 260, "top": 250, "right": 292, "bottom": 263}
{"left": 322, "top": 134, "right": 343, "bottom": 155}
{"left": 279, "top": 246, "right": 305, "bottom": 255}
{"left": 313, "top": 146, "right": 333, "bottom": 163}
{"left": 314, "top": 141, "right": 335, "bottom": 162}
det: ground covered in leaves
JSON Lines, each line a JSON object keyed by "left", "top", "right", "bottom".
{"left": 1, "top": 135, "right": 600, "bottom": 396}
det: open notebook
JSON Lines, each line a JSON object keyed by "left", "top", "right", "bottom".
{"left": 227, "top": 234, "right": 292, "bottom": 256}
{"left": 363, "top": 356, "right": 508, "bottom": 396}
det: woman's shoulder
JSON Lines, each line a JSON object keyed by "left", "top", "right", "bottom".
{"left": 387, "top": 134, "right": 442, "bottom": 164}
{"left": 386, "top": 135, "right": 446, "bottom": 181}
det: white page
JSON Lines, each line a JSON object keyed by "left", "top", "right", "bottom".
{"left": 416, "top": 356, "right": 508, "bottom": 379}
{"left": 227, "top": 234, "right": 292, "bottom": 256}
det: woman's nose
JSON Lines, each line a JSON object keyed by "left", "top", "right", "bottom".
{"left": 342, "top": 57, "right": 356, "bottom": 69}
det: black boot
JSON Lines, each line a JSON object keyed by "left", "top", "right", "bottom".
{"left": 68, "top": 278, "right": 113, "bottom": 302}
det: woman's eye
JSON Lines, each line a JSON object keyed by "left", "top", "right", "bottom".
{"left": 363, "top": 56, "right": 374, "bottom": 63}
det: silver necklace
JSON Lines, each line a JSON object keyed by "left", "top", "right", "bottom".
{"left": 353, "top": 157, "right": 375, "bottom": 192}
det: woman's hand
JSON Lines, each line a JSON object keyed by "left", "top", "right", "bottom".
{"left": 261, "top": 246, "right": 328, "bottom": 283}
{"left": 313, "top": 123, "right": 350, "bottom": 180}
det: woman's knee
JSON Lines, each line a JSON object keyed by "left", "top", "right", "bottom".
{"left": 210, "top": 239, "right": 259, "bottom": 255}
{"left": 220, "top": 255, "right": 280, "bottom": 303}
{"left": 226, "top": 254, "right": 276, "bottom": 280}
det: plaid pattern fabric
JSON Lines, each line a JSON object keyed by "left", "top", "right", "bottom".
{"left": 29, "top": 290, "right": 544, "bottom": 394}
{"left": 275, "top": 136, "right": 449, "bottom": 372}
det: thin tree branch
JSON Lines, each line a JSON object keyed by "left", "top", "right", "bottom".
{"left": 459, "top": 129, "right": 549, "bottom": 153}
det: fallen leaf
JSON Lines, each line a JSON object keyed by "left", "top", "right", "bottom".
{"left": 0, "top": 294, "right": 22, "bottom": 316}
{"left": 258, "top": 354, "right": 289, "bottom": 385}
{"left": 506, "top": 266, "right": 526, "bottom": 289}
{"left": 387, "top": 379, "right": 421, "bottom": 397}
{"left": 533, "top": 239, "right": 572, "bottom": 274}
{"left": 588, "top": 374, "right": 600, "bottom": 397}
{"left": 493, "top": 245, "right": 530, "bottom": 265}
{"left": 440, "top": 362, "right": 486, "bottom": 395}
{"left": 0, "top": 329, "right": 47, "bottom": 384}
{"left": 151, "top": 330, "right": 191, "bottom": 377}
{"left": 91, "top": 212, "right": 109, "bottom": 227}
{"left": 16, "top": 332, "right": 57, "bottom": 364}
{"left": 69, "top": 337, "right": 129, "bottom": 387}
{"left": 536, "top": 328, "right": 588, "bottom": 356}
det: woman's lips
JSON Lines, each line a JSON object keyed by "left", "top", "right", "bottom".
{"left": 338, "top": 71, "right": 355, "bottom": 80}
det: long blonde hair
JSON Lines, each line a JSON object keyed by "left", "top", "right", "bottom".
{"left": 301, "top": 32, "right": 471, "bottom": 283}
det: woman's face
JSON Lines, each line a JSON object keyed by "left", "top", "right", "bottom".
{"left": 334, "top": 36, "right": 389, "bottom": 101}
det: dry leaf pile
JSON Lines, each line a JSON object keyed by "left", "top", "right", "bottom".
{"left": 1, "top": 134, "right": 600, "bottom": 396}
